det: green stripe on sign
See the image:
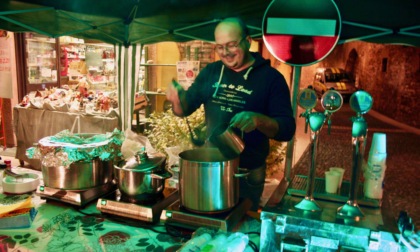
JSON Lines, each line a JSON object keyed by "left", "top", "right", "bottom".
{"left": 267, "top": 18, "right": 336, "bottom": 36}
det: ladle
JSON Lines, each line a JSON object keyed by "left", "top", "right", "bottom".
{"left": 172, "top": 79, "right": 206, "bottom": 147}
{"left": 185, "top": 117, "right": 206, "bottom": 147}
{"left": 4, "top": 168, "right": 28, "bottom": 182}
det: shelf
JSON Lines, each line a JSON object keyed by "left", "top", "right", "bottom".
{"left": 60, "top": 42, "right": 85, "bottom": 45}
{"left": 28, "top": 63, "right": 56, "bottom": 67}
{"left": 85, "top": 43, "right": 114, "bottom": 48}
{"left": 140, "top": 63, "right": 176, "bottom": 66}
{"left": 26, "top": 38, "right": 56, "bottom": 44}
{"left": 67, "top": 56, "right": 85, "bottom": 59}
{"left": 145, "top": 91, "right": 166, "bottom": 96}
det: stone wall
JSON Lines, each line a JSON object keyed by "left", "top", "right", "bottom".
{"left": 299, "top": 41, "right": 420, "bottom": 128}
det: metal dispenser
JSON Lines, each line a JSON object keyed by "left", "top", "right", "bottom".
{"left": 337, "top": 90, "right": 373, "bottom": 219}
{"left": 295, "top": 89, "right": 343, "bottom": 211}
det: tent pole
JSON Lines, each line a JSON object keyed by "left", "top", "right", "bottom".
{"left": 284, "top": 66, "right": 301, "bottom": 182}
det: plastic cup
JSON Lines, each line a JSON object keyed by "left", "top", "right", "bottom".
{"left": 329, "top": 167, "right": 345, "bottom": 189}
{"left": 364, "top": 178, "right": 383, "bottom": 199}
{"left": 325, "top": 171, "right": 341, "bottom": 194}
{"left": 370, "top": 133, "right": 387, "bottom": 155}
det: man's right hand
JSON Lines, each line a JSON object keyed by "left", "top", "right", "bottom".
{"left": 166, "top": 79, "right": 184, "bottom": 116}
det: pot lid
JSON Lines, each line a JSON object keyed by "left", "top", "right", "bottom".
{"left": 119, "top": 150, "right": 165, "bottom": 172}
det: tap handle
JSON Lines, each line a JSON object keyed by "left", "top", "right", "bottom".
{"left": 299, "top": 110, "right": 310, "bottom": 134}
{"left": 324, "top": 111, "right": 333, "bottom": 135}
{"left": 309, "top": 112, "right": 326, "bottom": 132}
{"left": 351, "top": 115, "right": 367, "bottom": 137}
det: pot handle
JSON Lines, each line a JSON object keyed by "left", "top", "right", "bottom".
{"left": 234, "top": 168, "right": 250, "bottom": 178}
{"left": 150, "top": 171, "right": 172, "bottom": 180}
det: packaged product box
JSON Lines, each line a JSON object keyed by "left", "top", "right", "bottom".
{"left": 0, "top": 207, "right": 38, "bottom": 229}
{"left": 0, "top": 194, "right": 37, "bottom": 229}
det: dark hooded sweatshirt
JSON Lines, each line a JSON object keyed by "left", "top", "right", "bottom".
{"left": 181, "top": 52, "right": 296, "bottom": 169}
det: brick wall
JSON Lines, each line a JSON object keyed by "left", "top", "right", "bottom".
{"left": 299, "top": 41, "right": 420, "bottom": 128}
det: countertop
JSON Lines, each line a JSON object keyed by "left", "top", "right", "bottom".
{"left": 0, "top": 168, "right": 262, "bottom": 252}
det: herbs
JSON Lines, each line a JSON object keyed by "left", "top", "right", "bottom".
{"left": 266, "top": 140, "right": 286, "bottom": 177}
{"left": 144, "top": 106, "right": 206, "bottom": 154}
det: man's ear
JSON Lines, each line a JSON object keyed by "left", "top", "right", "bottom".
{"left": 246, "top": 36, "right": 252, "bottom": 48}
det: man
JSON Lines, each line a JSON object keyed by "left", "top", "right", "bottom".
{"left": 166, "top": 17, "right": 296, "bottom": 211}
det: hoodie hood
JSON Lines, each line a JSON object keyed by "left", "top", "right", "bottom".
{"left": 243, "top": 52, "right": 271, "bottom": 80}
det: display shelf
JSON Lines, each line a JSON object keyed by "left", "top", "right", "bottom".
{"left": 25, "top": 34, "right": 58, "bottom": 85}
{"left": 60, "top": 42, "right": 87, "bottom": 77}
{"left": 139, "top": 63, "right": 177, "bottom": 66}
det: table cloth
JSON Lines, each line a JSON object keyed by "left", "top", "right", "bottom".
{"left": 13, "top": 107, "right": 120, "bottom": 170}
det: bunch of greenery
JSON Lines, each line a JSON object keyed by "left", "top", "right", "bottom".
{"left": 144, "top": 106, "right": 206, "bottom": 153}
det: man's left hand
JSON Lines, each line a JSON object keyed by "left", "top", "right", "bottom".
{"left": 230, "top": 111, "right": 279, "bottom": 138}
{"left": 230, "top": 111, "right": 260, "bottom": 133}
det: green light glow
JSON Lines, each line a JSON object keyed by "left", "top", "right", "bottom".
{"left": 309, "top": 112, "right": 326, "bottom": 131}
{"left": 352, "top": 118, "right": 367, "bottom": 137}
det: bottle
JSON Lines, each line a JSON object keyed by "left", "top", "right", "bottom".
{"left": 178, "top": 233, "right": 212, "bottom": 252}
{"left": 364, "top": 133, "right": 387, "bottom": 199}
{"left": 4, "top": 159, "right": 12, "bottom": 169}
{"left": 0, "top": 160, "right": 7, "bottom": 186}
{"left": 201, "top": 234, "right": 228, "bottom": 252}
{"left": 221, "top": 233, "right": 249, "bottom": 252}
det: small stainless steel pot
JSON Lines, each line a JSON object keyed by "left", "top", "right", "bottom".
{"left": 179, "top": 148, "right": 248, "bottom": 213}
{"left": 42, "top": 158, "right": 113, "bottom": 190}
{"left": 114, "top": 152, "right": 171, "bottom": 201}
{"left": 209, "top": 125, "right": 244, "bottom": 159}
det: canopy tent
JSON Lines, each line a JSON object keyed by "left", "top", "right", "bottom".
{"left": 0, "top": 0, "right": 269, "bottom": 45}
{"left": 1, "top": 0, "right": 419, "bottom": 180}
{"left": 0, "top": 0, "right": 419, "bottom": 47}
{"left": 1, "top": 0, "right": 419, "bottom": 117}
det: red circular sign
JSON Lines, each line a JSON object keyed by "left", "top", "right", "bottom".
{"left": 263, "top": 0, "right": 341, "bottom": 66}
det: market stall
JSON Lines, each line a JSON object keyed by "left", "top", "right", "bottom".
{"left": 0, "top": 1, "right": 419, "bottom": 251}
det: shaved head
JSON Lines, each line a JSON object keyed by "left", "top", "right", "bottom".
{"left": 215, "top": 17, "right": 249, "bottom": 39}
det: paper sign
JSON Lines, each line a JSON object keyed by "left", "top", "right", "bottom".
{"left": 0, "top": 37, "right": 13, "bottom": 98}
{"left": 176, "top": 61, "right": 200, "bottom": 89}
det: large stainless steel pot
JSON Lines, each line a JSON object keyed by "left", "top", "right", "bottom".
{"left": 114, "top": 152, "right": 171, "bottom": 201}
{"left": 38, "top": 132, "right": 119, "bottom": 190}
{"left": 179, "top": 148, "right": 248, "bottom": 213}
{"left": 42, "top": 158, "right": 113, "bottom": 190}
